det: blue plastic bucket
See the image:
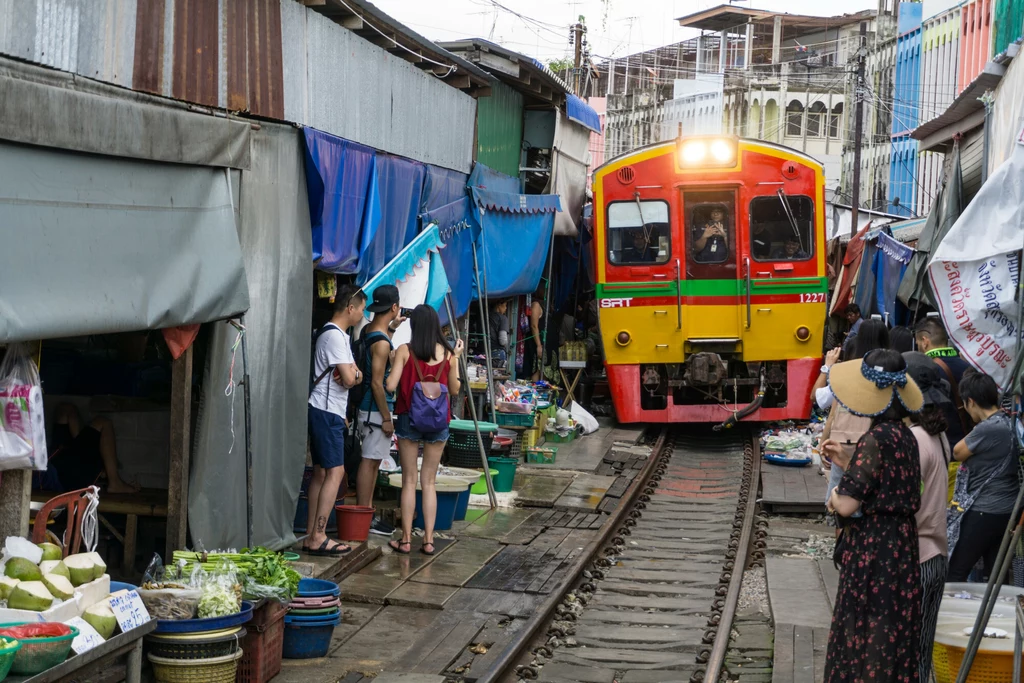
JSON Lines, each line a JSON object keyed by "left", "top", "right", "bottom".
{"left": 413, "top": 489, "right": 461, "bottom": 531}
{"left": 109, "top": 581, "right": 136, "bottom": 593}
{"left": 282, "top": 615, "right": 341, "bottom": 659}
{"left": 297, "top": 578, "right": 340, "bottom": 598}
{"left": 454, "top": 488, "right": 470, "bottom": 521}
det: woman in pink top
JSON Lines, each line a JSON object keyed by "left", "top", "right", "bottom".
{"left": 903, "top": 351, "right": 952, "bottom": 683}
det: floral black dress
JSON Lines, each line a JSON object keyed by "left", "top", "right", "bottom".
{"left": 825, "top": 420, "right": 922, "bottom": 683}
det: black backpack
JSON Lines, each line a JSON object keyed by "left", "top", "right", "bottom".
{"left": 309, "top": 323, "right": 340, "bottom": 399}
{"left": 346, "top": 330, "right": 391, "bottom": 426}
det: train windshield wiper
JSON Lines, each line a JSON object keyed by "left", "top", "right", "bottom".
{"left": 776, "top": 189, "right": 806, "bottom": 253}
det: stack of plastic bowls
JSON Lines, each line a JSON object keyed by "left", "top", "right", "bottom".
{"left": 282, "top": 579, "right": 341, "bottom": 659}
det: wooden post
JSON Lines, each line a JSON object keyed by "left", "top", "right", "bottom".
{"left": 0, "top": 469, "right": 30, "bottom": 540}
{"left": 165, "top": 345, "right": 193, "bottom": 562}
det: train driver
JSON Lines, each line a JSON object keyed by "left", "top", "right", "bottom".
{"left": 620, "top": 229, "right": 658, "bottom": 263}
{"left": 771, "top": 235, "right": 809, "bottom": 260}
{"left": 693, "top": 206, "right": 729, "bottom": 263}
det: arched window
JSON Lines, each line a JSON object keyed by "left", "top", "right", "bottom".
{"left": 807, "top": 102, "right": 827, "bottom": 137}
{"left": 749, "top": 100, "right": 762, "bottom": 138}
{"left": 786, "top": 100, "right": 804, "bottom": 137}
{"left": 829, "top": 103, "right": 844, "bottom": 138}
{"left": 764, "top": 99, "right": 779, "bottom": 142}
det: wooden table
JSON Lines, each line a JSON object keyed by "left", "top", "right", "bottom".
{"left": 32, "top": 489, "right": 168, "bottom": 575}
{"left": 7, "top": 620, "right": 155, "bottom": 683}
{"left": 558, "top": 361, "right": 586, "bottom": 404}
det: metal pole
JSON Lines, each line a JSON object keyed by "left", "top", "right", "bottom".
{"left": 472, "top": 248, "right": 498, "bottom": 424}
{"left": 237, "top": 319, "right": 254, "bottom": 549}
{"left": 850, "top": 22, "right": 866, "bottom": 237}
{"left": 444, "top": 294, "right": 497, "bottom": 509}
{"left": 956, "top": 485, "right": 1024, "bottom": 683}
{"left": 541, "top": 228, "right": 556, "bottom": 384}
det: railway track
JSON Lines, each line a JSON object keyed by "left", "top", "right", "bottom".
{"left": 502, "top": 427, "right": 763, "bottom": 683}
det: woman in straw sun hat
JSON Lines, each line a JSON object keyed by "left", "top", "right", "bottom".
{"left": 820, "top": 348, "right": 923, "bottom": 683}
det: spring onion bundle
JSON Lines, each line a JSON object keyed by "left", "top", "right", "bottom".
{"left": 172, "top": 547, "right": 300, "bottom": 602}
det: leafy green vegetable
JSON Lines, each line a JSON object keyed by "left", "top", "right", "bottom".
{"left": 198, "top": 585, "right": 239, "bottom": 618}
{"left": 172, "top": 547, "right": 300, "bottom": 601}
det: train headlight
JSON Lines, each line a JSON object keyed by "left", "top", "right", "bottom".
{"left": 616, "top": 331, "right": 632, "bottom": 346}
{"left": 795, "top": 326, "right": 812, "bottom": 342}
{"left": 680, "top": 140, "right": 706, "bottom": 164}
{"left": 678, "top": 137, "right": 737, "bottom": 167}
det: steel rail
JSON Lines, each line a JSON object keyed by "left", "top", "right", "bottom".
{"left": 476, "top": 428, "right": 670, "bottom": 683}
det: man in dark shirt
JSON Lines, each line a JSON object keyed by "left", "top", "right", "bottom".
{"left": 619, "top": 230, "right": 658, "bottom": 263}
{"left": 693, "top": 207, "right": 729, "bottom": 263}
{"left": 770, "top": 235, "right": 809, "bottom": 260}
{"left": 489, "top": 300, "right": 510, "bottom": 366}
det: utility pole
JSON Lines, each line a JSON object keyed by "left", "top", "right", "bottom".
{"left": 572, "top": 21, "right": 584, "bottom": 96}
{"left": 850, "top": 22, "right": 867, "bottom": 237}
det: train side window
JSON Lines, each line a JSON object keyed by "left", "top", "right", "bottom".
{"left": 749, "top": 195, "right": 814, "bottom": 262}
{"left": 607, "top": 200, "right": 671, "bottom": 265}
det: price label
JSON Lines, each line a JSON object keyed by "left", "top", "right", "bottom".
{"left": 65, "top": 617, "right": 105, "bottom": 654}
{"left": 107, "top": 590, "right": 151, "bottom": 631}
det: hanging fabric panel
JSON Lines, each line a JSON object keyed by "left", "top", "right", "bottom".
{"left": 302, "top": 128, "right": 374, "bottom": 273}
{"left": 873, "top": 232, "right": 914, "bottom": 325}
{"left": 421, "top": 165, "right": 468, "bottom": 214}
{"left": 0, "top": 142, "right": 249, "bottom": 343}
{"left": 357, "top": 153, "right": 427, "bottom": 285}
{"left": 472, "top": 188, "right": 561, "bottom": 298}
{"left": 421, "top": 197, "right": 479, "bottom": 324}
{"left": 550, "top": 110, "right": 591, "bottom": 237}
{"left": 468, "top": 162, "right": 521, "bottom": 194}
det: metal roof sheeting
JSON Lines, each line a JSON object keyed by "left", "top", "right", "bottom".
{"left": 476, "top": 79, "right": 524, "bottom": 178}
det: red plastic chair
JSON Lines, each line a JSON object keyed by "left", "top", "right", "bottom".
{"left": 31, "top": 487, "right": 94, "bottom": 558}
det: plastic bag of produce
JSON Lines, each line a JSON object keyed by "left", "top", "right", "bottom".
{"left": 0, "top": 344, "right": 47, "bottom": 471}
{"left": 194, "top": 563, "right": 242, "bottom": 618}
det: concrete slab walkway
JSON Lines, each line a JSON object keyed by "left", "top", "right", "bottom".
{"left": 276, "top": 422, "right": 646, "bottom": 682}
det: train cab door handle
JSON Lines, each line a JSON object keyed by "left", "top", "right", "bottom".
{"left": 653, "top": 310, "right": 668, "bottom": 316}
{"left": 655, "top": 344, "right": 669, "bottom": 349}
{"left": 744, "top": 257, "right": 752, "bottom": 330}
{"left": 674, "top": 259, "right": 682, "bottom": 330}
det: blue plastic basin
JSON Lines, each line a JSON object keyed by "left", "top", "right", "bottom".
{"left": 413, "top": 489, "right": 460, "bottom": 531}
{"left": 109, "top": 581, "right": 137, "bottom": 593}
{"left": 282, "top": 616, "right": 341, "bottom": 659}
{"left": 454, "top": 488, "right": 470, "bottom": 521}
{"left": 297, "top": 578, "right": 340, "bottom": 598}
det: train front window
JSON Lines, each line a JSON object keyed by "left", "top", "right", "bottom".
{"left": 684, "top": 192, "right": 735, "bottom": 265}
{"left": 750, "top": 194, "right": 814, "bottom": 261}
{"left": 607, "top": 200, "right": 671, "bottom": 265}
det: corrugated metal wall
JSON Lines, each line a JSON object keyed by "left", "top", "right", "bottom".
{"left": 889, "top": 135, "right": 918, "bottom": 216}
{"left": 960, "top": 125, "right": 986, "bottom": 201}
{"left": 0, "top": 0, "right": 476, "bottom": 172}
{"left": 475, "top": 79, "right": 523, "bottom": 178}
{"left": 959, "top": 0, "right": 993, "bottom": 91}
{"left": 893, "top": 26, "right": 922, "bottom": 134}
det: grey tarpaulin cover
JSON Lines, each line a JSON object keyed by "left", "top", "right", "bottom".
{"left": 549, "top": 110, "right": 591, "bottom": 237}
{"left": 0, "top": 141, "right": 250, "bottom": 343}
{"left": 189, "top": 123, "right": 313, "bottom": 551}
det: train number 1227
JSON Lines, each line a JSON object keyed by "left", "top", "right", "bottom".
{"left": 799, "top": 292, "right": 826, "bottom": 303}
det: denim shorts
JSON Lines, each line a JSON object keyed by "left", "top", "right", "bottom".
{"left": 394, "top": 413, "right": 449, "bottom": 444}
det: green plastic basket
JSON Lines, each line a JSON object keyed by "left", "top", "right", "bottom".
{"left": 0, "top": 624, "right": 78, "bottom": 676}
{"left": 546, "top": 431, "right": 576, "bottom": 444}
{"left": 0, "top": 639, "right": 22, "bottom": 682}
{"left": 525, "top": 447, "right": 558, "bottom": 464}
{"left": 494, "top": 411, "right": 535, "bottom": 428}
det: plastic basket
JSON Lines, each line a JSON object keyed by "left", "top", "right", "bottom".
{"left": 941, "top": 641, "right": 1018, "bottom": 683}
{"left": 237, "top": 600, "right": 288, "bottom": 683}
{"left": 525, "top": 447, "right": 557, "bottom": 464}
{"left": 546, "top": 430, "right": 576, "bottom": 444}
{"left": 494, "top": 411, "right": 536, "bottom": 428}
{"left": 0, "top": 639, "right": 21, "bottom": 681}
{"left": 0, "top": 623, "right": 78, "bottom": 676}
{"left": 149, "top": 650, "right": 243, "bottom": 683}
{"left": 146, "top": 628, "right": 246, "bottom": 660}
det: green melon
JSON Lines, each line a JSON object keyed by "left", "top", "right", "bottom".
{"left": 39, "top": 561, "right": 71, "bottom": 580}
{"left": 62, "top": 554, "right": 96, "bottom": 587}
{"left": 7, "top": 581, "right": 54, "bottom": 611}
{"left": 4, "top": 557, "right": 42, "bottom": 582}
{"left": 0, "top": 576, "right": 19, "bottom": 600}
{"left": 37, "top": 543, "right": 62, "bottom": 562}
{"left": 83, "top": 603, "right": 117, "bottom": 640}
{"left": 85, "top": 552, "right": 107, "bottom": 579}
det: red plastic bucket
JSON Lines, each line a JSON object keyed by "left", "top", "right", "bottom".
{"left": 334, "top": 505, "right": 374, "bottom": 542}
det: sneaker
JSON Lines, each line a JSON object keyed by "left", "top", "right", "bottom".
{"left": 369, "top": 517, "right": 395, "bottom": 536}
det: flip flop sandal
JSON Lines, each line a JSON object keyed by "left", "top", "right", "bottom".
{"left": 389, "top": 540, "right": 412, "bottom": 554}
{"left": 306, "top": 539, "right": 350, "bottom": 556}
{"left": 421, "top": 542, "right": 436, "bottom": 556}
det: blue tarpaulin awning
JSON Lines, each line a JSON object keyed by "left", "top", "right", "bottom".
{"left": 421, "top": 197, "right": 479, "bottom": 324}
{"left": 357, "top": 153, "right": 426, "bottom": 285}
{"left": 467, "top": 162, "right": 520, "bottom": 195}
{"left": 422, "top": 165, "right": 468, "bottom": 214}
{"left": 302, "top": 128, "right": 374, "bottom": 274}
{"left": 565, "top": 94, "right": 602, "bottom": 134}
{"left": 471, "top": 186, "right": 560, "bottom": 298}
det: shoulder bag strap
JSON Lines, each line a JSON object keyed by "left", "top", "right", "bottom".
{"left": 311, "top": 325, "right": 340, "bottom": 394}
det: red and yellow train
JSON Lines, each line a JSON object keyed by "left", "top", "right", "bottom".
{"left": 591, "top": 136, "right": 827, "bottom": 424}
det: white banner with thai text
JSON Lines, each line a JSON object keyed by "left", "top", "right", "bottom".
{"left": 927, "top": 129, "right": 1024, "bottom": 390}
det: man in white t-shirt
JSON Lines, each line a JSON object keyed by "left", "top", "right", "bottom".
{"left": 305, "top": 285, "right": 365, "bottom": 556}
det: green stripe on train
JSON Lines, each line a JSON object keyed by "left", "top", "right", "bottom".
{"left": 597, "top": 277, "right": 827, "bottom": 298}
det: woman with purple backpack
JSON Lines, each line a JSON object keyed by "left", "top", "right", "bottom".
{"left": 385, "top": 305, "right": 464, "bottom": 555}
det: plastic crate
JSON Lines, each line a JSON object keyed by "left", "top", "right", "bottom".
{"left": 237, "top": 600, "right": 288, "bottom": 683}
{"left": 525, "top": 447, "right": 557, "bottom": 464}
{"left": 495, "top": 411, "right": 536, "bottom": 428}
{"left": 546, "top": 430, "right": 576, "bottom": 444}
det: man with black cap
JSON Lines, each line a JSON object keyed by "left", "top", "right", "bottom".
{"left": 356, "top": 285, "right": 403, "bottom": 536}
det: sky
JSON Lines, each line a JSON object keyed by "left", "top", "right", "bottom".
{"left": 372, "top": 0, "right": 882, "bottom": 65}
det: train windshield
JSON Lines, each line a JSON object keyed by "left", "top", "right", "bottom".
{"left": 749, "top": 195, "right": 814, "bottom": 261}
{"left": 607, "top": 200, "right": 671, "bottom": 265}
